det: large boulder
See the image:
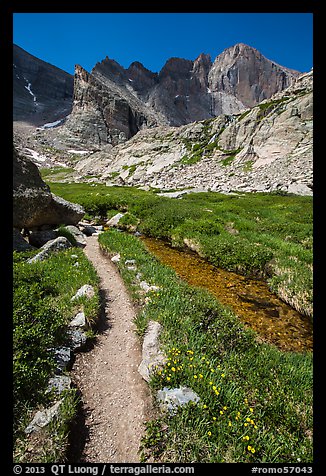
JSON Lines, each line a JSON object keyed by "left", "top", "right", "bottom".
{"left": 13, "top": 147, "right": 84, "bottom": 229}
{"left": 138, "top": 320, "right": 165, "bottom": 382}
{"left": 13, "top": 147, "right": 52, "bottom": 228}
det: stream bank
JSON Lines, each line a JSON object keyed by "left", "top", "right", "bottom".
{"left": 142, "top": 236, "right": 313, "bottom": 353}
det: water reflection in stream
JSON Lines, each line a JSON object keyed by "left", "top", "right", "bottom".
{"left": 142, "top": 237, "right": 313, "bottom": 353}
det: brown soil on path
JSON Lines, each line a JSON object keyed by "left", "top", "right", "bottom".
{"left": 69, "top": 235, "right": 153, "bottom": 463}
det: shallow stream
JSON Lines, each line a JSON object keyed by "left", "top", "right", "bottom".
{"left": 142, "top": 236, "right": 313, "bottom": 353}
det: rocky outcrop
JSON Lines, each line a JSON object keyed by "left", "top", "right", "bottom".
{"left": 13, "top": 147, "right": 84, "bottom": 230}
{"left": 60, "top": 63, "right": 167, "bottom": 147}
{"left": 13, "top": 44, "right": 73, "bottom": 125}
{"left": 55, "top": 43, "right": 299, "bottom": 147}
{"left": 73, "top": 70, "right": 312, "bottom": 196}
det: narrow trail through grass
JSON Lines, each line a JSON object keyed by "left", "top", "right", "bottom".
{"left": 69, "top": 235, "right": 153, "bottom": 463}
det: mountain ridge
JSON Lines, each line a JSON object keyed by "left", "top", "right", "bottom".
{"left": 58, "top": 42, "right": 300, "bottom": 147}
{"left": 13, "top": 43, "right": 312, "bottom": 196}
{"left": 13, "top": 44, "right": 74, "bottom": 125}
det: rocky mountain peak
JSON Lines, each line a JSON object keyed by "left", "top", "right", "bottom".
{"left": 193, "top": 52, "right": 212, "bottom": 68}
{"left": 208, "top": 42, "right": 300, "bottom": 112}
{"left": 92, "top": 56, "right": 127, "bottom": 84}
{"left": 74, "top": 64, "right": 89, "bottom": 82}
{"left": 126, "top": 62, "right": 158, "bottom": 98}
{"left": 159, "top": 57, "right": 194, "bottom": 80}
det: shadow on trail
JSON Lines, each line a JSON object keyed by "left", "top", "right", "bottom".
{"left": 97, "top": 288, "right": 111, "bottom": 333}
{"left": 66, "top": 395, "right": 89, "bottom": 463}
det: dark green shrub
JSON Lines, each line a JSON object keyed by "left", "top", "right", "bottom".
{"left": 13, "top": 263, "right": 66, "bottom": 410}
{"left": 201, "top": 235, "right": 273, "bottom": 275}
{"left": 175, "top": 218, "right": 223, "bottom": 237}
{"left": 57, "top": 225, "right": 77, "bottom": 246}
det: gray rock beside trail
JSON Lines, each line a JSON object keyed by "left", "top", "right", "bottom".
{"left": 25, "top": 400, "right": 63, "bottom": 434}
{"left": 138, "top": 320, "right": 165, "bottom": 382}
{"left": 79, "top": 223, "right": 98, "bottom": 236}
{"left": 71, "top": 284, "right": 95, "bottom": 301}
{"left": 157, "top": 387, "right": 200, "bottom": 414}
{"left": 69, "top": 311, "right": 86, "bottom": 328}
{"left": 64, "top": 225, "right": 87, "bottom": 247}
{"left": 66, "top": 328, "right": 87, "bottom": 351}
{"left": 52, "top": 347, "right": 72, "bottom": 373}
{"left": 27, "top": 236, "right": 71, "bottom": 263}
{"left": 47, "top": 376, "right": 72, "bottom": 394}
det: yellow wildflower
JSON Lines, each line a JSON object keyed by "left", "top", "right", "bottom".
{"left": 250, "top": 408, "right": 254, "bottom": 413}
{"left": 171, "top": 367, "right": 176, "bottom": 372}
{"left": 199, "top": 374, "right": 203, "bottom": 378}
{"left": 220, "top": 410, "right": 224, "bottom": 415}
{"left": 207, "top": 431, "right": 212, "bottom": 436}
{"left": 194, "top": 375, "right": 198, "bottom": 379}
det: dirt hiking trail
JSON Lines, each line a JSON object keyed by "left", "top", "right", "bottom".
{"left": 69, "top": 235, "right": 153, "bottom": 463}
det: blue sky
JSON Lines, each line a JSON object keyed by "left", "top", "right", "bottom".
{"left": 13, "top": 13, "right": 313, "bottom": 75}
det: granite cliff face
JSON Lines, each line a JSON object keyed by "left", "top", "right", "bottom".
{"left": 72, "top": 70, "right": 312, "bottom": 195}
{"left": 61, "top": 63, "right": 166, "bottom": 147}
{"left": 13, "top": 44, "right": 74, "bottom": 125}
{"left": 207, "top": 43, "right": 298, "bottom": 115}
{"left": 61, "top": 43, "right": 299, "bottom": 146}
